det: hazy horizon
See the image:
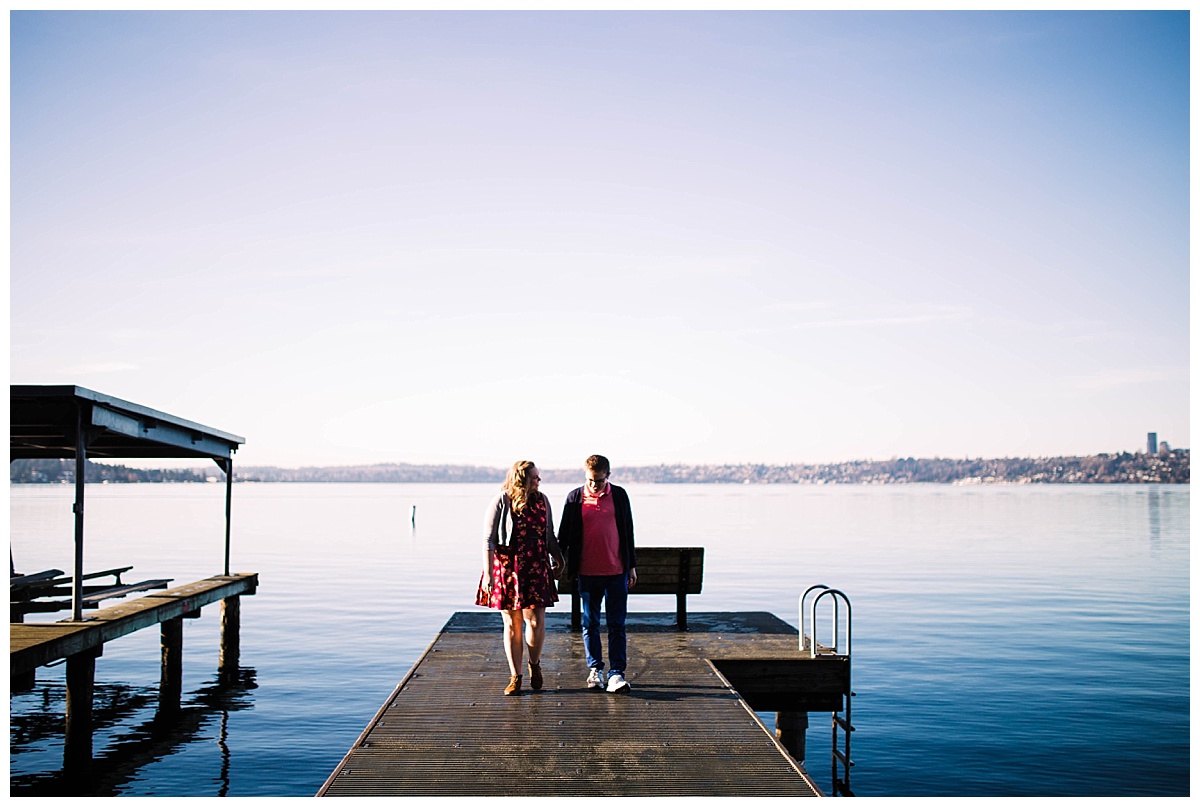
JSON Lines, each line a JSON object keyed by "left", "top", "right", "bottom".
{"left": 11, "top": 11, "right": 1189, "bottom": 469}
{"left": 71, "top": 443, "right": 1188, "bottom": 474}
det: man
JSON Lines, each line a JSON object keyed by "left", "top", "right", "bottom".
{"left": 558, "top": 454, "right": 637, "bottom": 693}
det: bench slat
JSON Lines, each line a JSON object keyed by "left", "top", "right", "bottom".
{"left": 80, "top": 565, "right": 135, "bottom": 582}
{"left": 81, "top": 579, "right": 173, "bottom": 605}
{"left": 10, "top": 570, "right": 66, "bottom": 589}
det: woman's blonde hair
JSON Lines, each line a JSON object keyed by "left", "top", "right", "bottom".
{"left": 503, "top": 460, "right": 541, "bottom": 514}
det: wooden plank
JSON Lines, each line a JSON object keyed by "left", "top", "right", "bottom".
{"left": 319, "top": 610, "right": 835, "bottom": 797}
{"left": 10, "top": 569, "right": 65, "bottom": 589}
{"left": 78, "top": 565, "right": 135, "bottom": 582}
{"left": 81, "top": 579, "right": 173, "bottom": 605}
{"left": 10, "top": 574, "right": 258, "bottom": 676}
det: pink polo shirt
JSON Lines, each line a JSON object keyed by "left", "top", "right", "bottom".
{"left": 580, "top": 483, "right": 623, "bottom": 576}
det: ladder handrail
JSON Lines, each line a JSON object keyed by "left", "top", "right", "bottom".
{"left": 798, "top": 584, "right": 856, "bottom": 795}
{"left": 810, "top": 588, "right": 851, "bottom": 659}
{"left": 801, "top": 588, "right": 849, "bottom": 658}
{"left": 798, "top": 584, "right": 829, "bottom": 653}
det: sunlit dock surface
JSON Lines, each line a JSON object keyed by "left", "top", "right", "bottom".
{"left": 10, "top": 575, "right": 258, "bottom": 674}
{"left": 319, "top": 610, "right": 840, "bottom": 797}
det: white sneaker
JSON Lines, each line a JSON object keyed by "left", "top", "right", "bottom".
{"left": 606, "top": 672, "right": 630, "bottom": 693}
{"left": 586, "top": 668, "right": 606, "bottom": 689}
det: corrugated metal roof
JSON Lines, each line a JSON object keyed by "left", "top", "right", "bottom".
{"left": 11, "top": 385, "right": 244, "bottom": 461}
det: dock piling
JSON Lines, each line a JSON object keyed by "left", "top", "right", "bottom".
{"left": 64, "top": 646, "right": 101, "bottom": 768}
{"left": 12, "top": 605, "right": 35, "bottom": 692}
{"left": 219, "top": 594, "right": 241, "bottom": 679}
{"left": 159, "top": 617, "right": 184, "bottom": 716}
{"left": 775, "top": 710, "right": 808, "bottom": 764}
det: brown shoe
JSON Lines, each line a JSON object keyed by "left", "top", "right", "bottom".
{"left": 528, "top": 660, "right": 543, "bottom": 690}
{"left": 504, "top": 675, "right": 521, "bottom": 696}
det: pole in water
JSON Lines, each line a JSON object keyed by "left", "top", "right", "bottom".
{"left": 411, "top": 505, "right": 416, "bottom": 526}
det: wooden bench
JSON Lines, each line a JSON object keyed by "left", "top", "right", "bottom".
{"left": 557, "top": 547, "right": 704, "bottom": 631}
{"left": 10, "top": 566, "right": 171, "bottom": 620}
{"left": 11, "top": 565, "right": 133, "bottom": 595}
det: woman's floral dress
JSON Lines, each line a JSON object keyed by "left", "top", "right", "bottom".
{"left": 475, "top": 496, "right": 559, "bottom": 611}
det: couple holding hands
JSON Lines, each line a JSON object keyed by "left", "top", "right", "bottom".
{"left": 476, "top": 455, "right": 636, "bottom": 696}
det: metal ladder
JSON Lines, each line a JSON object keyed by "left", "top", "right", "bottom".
{"left": 800, "top": 585, "right": 855, "bottom": 797}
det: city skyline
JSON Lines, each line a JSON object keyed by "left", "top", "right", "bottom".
{"left": 10, "top": 11, "right": 1190, "bottom": 469}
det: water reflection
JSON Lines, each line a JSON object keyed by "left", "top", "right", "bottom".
{"left": 1147, "top": 487, "right": 1161, "bottom": 550}
{"left": 10, "top": 666, "right": 257, "bottom": 796}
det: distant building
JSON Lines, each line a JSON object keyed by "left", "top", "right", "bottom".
{"left": 1147, "top": 433, "right": 1158, "bottom": 454}
{"left": 1159, "top": 441, "right": 1171, "bottom": 454}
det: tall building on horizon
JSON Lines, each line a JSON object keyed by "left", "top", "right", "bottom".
{"left": 1147, "top": 432, "right": 1158, "bottom": 454}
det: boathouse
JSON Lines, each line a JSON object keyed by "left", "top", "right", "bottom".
{"left": 9, "top": 385, "right": 259, "bottom": 768}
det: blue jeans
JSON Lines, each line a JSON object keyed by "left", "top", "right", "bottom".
{"left": 579, "top": 573, "right": 628, "bottom": 674}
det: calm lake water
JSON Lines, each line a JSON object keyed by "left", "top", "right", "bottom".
{"left": 9, "top": 482, "right": 1190, "bottom": 797}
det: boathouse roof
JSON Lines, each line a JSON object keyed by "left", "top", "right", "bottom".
{"left": 11, "top": 385, "right": 244, "bottom": 461}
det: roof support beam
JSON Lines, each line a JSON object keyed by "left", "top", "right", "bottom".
{"left": 214, "top": 458, "right": 234, "bottom": 576}
{"left": 72, "top": 401, "right": 86, "bottom": 622}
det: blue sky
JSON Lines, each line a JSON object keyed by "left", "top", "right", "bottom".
{"left": 9, "top": 11, "right": 1190, "bottom": 468}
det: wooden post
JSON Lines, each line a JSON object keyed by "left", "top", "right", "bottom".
{"left": 223, "top": 459, "right": 233, "bottom": 576}
{"left": 775, "top": 710, "right": 808, "bottom": 764}
{"left": 12, "top": 669, "right": 35, "bottom": 692}
{"left": 219, "top": 595, "right": 241, "bottom": 678}
{"left": 72, "top": 403, "right": 87, "bottom": 623}
{"left": 676, "top": 549, "right": 691, "bottom": 631}
{"left": 11, "top": 608, "right": 35, "bottom": 692}
{"left": 64, "top": 647, "right": 101, "bottom": 769}
{"left": 159, "top": 617, "right": 183, "bottom": 716}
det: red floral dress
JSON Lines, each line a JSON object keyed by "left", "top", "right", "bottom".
{"left": 475, "top": 496, "right": 559, "bottom": 611}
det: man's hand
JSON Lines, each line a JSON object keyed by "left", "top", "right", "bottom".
{"left": 628, "top": 567, "right": 637, "bottom": 589}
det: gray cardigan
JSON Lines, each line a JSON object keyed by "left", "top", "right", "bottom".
{"left": 484, "top": 492, "right": 563, "bottom": 557}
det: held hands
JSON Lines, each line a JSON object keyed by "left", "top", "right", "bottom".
{"left": 549, "top": 554, "right": 566, "bottom": 579}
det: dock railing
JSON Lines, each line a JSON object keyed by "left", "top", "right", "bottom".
{"left": 799, "top": 585, "right": 855, "bottom": 797}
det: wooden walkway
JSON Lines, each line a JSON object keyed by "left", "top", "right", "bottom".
{"left": 320, "top": 610, "right": 843, "bottom": 797}
{"left": 11, "top": 574, "right": 258, "bottom": 676}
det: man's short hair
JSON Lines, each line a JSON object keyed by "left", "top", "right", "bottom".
{"left": 585, "top": 454, "right": 610, "bottom": 474}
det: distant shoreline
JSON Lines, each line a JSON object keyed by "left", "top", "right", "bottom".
{"left": 10, "top": 452, "right": 1189, "bottom": 485}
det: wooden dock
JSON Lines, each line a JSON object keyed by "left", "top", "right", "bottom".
{"left": 10, "top": 573, "right": 258, "bottom": 767}
{"left": 10, "top": 574, "right": 258, "bottom": 676}
{"left": 319, "top": 610, "right": 849, "bottom": 797}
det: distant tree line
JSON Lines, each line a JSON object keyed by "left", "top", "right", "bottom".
{"left": 10, "top": 451, "right": 1189, "bottom": 485}
{"left": 239, "top": 463, "right": 504, "bottom": 483}
{"left": 611, "top": 451, "right": 1189, "bottom": 484}
{"left": 10, "top": 459, "right": 221, "bottom": 484}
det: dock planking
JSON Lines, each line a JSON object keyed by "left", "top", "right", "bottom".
{"left": 319, "top": 610, "right": 841, "bottom": 797}
{"left": 10, "top": 574, "right": 259, "bottom": 676}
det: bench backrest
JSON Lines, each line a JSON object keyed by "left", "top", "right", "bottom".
{"left": 557, "top": 547, "right": 704, "bottom": 594}
{"left": 628, "top": 547, "right": 703, "bottom": 594}
{"left": 557, "top": 547, "right": 704, "bottom": 631}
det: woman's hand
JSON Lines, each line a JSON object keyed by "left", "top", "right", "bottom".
{"left": 550, "top": 554, "right": 565, "bottom": 578}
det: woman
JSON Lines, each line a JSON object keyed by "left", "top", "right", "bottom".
{"left": 476, "top": 460, "right": 565, "bottom": 695}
